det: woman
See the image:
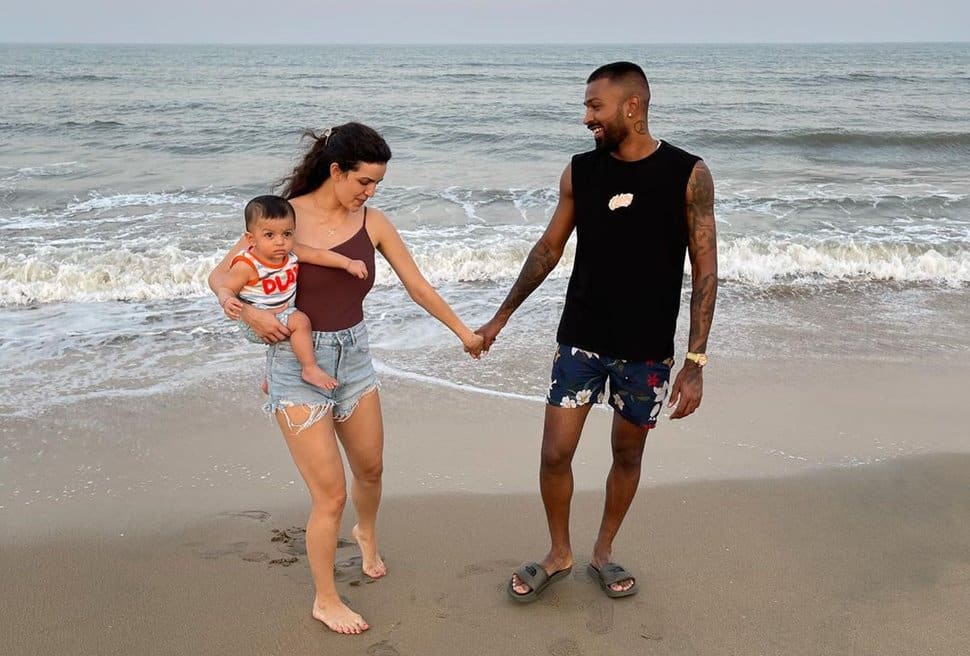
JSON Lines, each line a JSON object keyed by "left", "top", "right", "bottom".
{"left": 208, "top": 122, "right": 483, "bottom": 635}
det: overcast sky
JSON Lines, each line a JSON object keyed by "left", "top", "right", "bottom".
{"left": 3, "top": 0, "right": 968, "bottom": 44}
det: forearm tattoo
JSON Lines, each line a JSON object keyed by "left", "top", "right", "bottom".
{"left": 686, "top": 162, "right": 718, "bottom": 353}
{"left": 498, "top": 240, "right": 559, "bottom": 317}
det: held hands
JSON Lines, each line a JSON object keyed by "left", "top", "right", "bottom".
{"left": 474, "top": 316, "right": 506, "bottom": 354}
{"left": 462, "top": 331, "right": 485, "bottom": 360}
{"left": 345, "top": 259, "right": 368, "bottom": 280}
{"left": 667, "top": 362, "right": 703, "bottom": 419}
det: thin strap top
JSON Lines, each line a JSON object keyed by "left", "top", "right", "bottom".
{"left": 295, "top": 207, "right": 375, "bottom": 331}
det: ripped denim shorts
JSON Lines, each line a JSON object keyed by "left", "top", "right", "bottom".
{"left": 264, "top": 320, "right": 379, "bottom": 433}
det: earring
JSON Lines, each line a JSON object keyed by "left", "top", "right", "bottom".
{"left": 627, "top": 113, "right": 632, "bottom": 117}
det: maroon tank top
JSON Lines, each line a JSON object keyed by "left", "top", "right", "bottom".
{"left": 295, "top": 209, "right": 375, "bottom": 331}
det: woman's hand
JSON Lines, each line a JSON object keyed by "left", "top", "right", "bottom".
{"left": 462, "top": 331, "right": 485, "bottom": 360}
{"left": 241, "top": 304, "right": 291, "bottom": 343}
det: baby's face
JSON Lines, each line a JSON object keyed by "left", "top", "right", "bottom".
{"left": 247, "top": 216, "right": 295, "bottom": 263}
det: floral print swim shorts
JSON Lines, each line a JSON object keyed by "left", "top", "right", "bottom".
{"left": 546, "top": 344, "right": 673, "bottom": 429}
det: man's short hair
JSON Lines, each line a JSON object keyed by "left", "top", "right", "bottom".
{"left": 244, "top": 195, "right": 295, "bottom": 231}
{"left": 587, "top": 61, "right": 651, "bottom": 106}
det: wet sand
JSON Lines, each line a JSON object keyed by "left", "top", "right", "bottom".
{"left": 1, "top": 356, "right": 969, "bottom": 655}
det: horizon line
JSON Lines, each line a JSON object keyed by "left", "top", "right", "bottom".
{"left": 2, "top": 40, "right": 968, "bottom": 47}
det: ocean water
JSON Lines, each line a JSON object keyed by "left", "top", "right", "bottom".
{"left": 1, "top": 43, "right": 968, "bottom": 417}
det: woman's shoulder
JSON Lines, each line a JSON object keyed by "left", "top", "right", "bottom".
{"left": 364, "top": 206, "right": 393, "bottom": 233}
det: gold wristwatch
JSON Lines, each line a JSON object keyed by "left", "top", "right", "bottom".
{"left": 685, "top": 352, "right": 708, "bottom": 367}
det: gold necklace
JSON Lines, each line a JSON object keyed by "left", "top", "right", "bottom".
{"left": 310, "top": 194, "right": 340, "bottom": 237}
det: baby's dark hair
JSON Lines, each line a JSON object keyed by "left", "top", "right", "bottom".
{"left": 244, "top": 195, "right": 295, "bottom": 231}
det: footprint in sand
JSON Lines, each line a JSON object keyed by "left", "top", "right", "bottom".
{"left": 241, "top": 551, "right": 269, "bottom": 563}
{"left": 366, "top": 640, "right": 400, "bottom": 656}
{"left": 458, "top": 563, "right": 495, "bottom": 579}
{"left": 268, "top": 556, "right": 299, "bottom": 567}
{"left": 585, "top": 599, "right": 614, "bottom": 635}
{"left": 639, "top": 619, "right": 664, "bottom": 642}
{"left": 548, "top": 638, "right": 583, "bottom": 656}
{"left": 336, "top": 555, "right": 363, "bottom": 569}
{"left": 431, "top": 592, "right": 452, "bottom": 619}
{"left": 196, "top": 541, "right": 249, "bottom": 560}
{"left": 336, "top": 555, "right": 379, "bottom": 586}
{"left": 220, "top": 510, "right": 271, "bottom": 522}
{"left": 270, "top": 527, "right": 307, "bottom": 556}
{"left": 539, "top": 589, "right": 563, "bottom": 608}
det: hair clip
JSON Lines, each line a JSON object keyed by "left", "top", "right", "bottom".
{"left": 322, "top": 127, "right": 333, "bottom": 145}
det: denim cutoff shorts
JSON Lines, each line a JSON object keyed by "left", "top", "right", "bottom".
{"left": 264, "top": 320, "right": 379, "bottom": 433}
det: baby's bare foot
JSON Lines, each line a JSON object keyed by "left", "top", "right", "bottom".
{"left": 302, "top": 366, "right": 338, "bottom": 391}
{"left": 312, "top": 599, "right": 369, "bottom": 635}
{"left": 353, "top": 524, "right": 387, "bottom": 579}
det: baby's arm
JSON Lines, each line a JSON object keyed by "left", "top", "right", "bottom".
{"left": 215, "top": 262, "right": 254, "bottom": 321}
{"left": 294, "top": 244, "right": 368, "bottom": 280}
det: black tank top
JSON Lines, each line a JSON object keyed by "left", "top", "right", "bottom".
{"left": 296, "top": 208, "right": 376, "bottom": 332}
{"left": 556, "top": 141, "right": 701, "bottom": 361}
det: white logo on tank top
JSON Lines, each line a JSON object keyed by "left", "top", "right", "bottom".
{"left": 608, "top": 193, "right": 634, "bottom": 211}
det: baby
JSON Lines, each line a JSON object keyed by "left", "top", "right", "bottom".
{"left": 216, "top": 194, "right": 367, "bottom": 390}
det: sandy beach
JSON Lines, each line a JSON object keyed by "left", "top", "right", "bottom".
{"left": 2, "top": 355, "right": 969, "bottom": 655}
{"left": 3, "top": 38, "right": 969, "bottom": 656}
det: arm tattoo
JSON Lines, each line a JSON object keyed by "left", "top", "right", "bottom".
{"left": 497, "top": 239, "right": 559, "bottom": 318}
{"left": 686, "top": 161, "right": 718, "bottom": 353}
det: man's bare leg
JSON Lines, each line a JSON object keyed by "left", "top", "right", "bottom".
{"left": 510, "top": 403, "right": 592, "bottom": 594}
{"left": 590, "top": 411, "right": 649, "bottom": 594}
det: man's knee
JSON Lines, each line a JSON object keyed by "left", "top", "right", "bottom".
{"left": 612, "top": 438, "right": 647, "bottom": 470}
{"left": 541, "top": 442, "right": 575, "bottom": 471}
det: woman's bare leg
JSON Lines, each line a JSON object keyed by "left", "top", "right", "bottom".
{"left": 334, "top": 389, "right": 387, "bottom": 578}
{"left": 276, "top": 406, "right": 369, "bottom": 634}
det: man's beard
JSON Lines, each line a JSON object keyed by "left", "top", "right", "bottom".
{"left": 593, "top": 117, "right": 627, "bottom": 152}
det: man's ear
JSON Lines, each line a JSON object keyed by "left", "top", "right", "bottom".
{"left": 626, "top": 94, "right": 643, "bottom": 119}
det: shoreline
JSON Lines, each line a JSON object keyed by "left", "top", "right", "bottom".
{"left": 3, "top": 354, "right": 968, "bottom": 535}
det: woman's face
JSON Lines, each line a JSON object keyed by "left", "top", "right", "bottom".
{"left": 331, "top": 161, "right": 387, "bottom": 211}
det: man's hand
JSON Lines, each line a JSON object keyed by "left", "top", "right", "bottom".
{"left": 667, "top": 364, "right": 703, "bottom": 419}
{"left": 345, "top": 259, "right": 368, "bottom": 280}
{"left": 475, "top": 316, "right": 506, "bottom": 353}
{"left": 241, "top": 304, "right": 291, "bottom": 344}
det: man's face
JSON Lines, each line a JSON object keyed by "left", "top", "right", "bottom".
{"left": 583, "top": 78, "right": 628, "bottom": 151}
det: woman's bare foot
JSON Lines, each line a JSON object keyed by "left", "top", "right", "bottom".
{"left": 301, "top": 366, "right": 338, "bottom": 391}
{"left": 312, "top": 598, "right": 369, "bottom": 635}
{"left": 352, "top": 524, "right": 387, "bottom": 579}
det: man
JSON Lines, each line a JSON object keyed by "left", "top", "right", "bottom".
{"left": 477, "top": 62, "right": 717, "bottom": 601}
